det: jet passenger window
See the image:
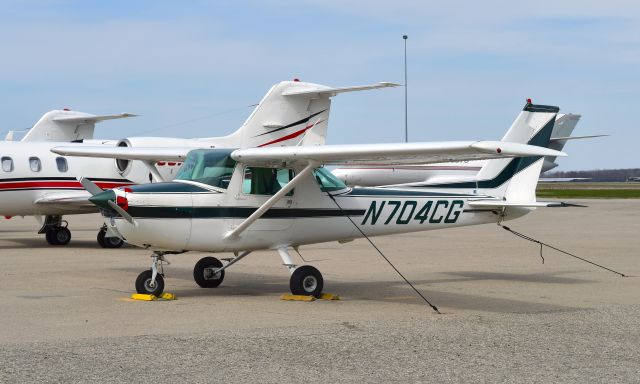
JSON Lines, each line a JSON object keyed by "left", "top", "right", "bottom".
{"left": 243, "top": 167, "right": 294, "bottom": 196}
{"left": 1, "top": 156, "right": 13, "bottom": 172}
{"left": 56, "top": 157, "right": 68, "bottom": 172}
{"left": 29, "top": 157, "right": 41, "bottom": 172}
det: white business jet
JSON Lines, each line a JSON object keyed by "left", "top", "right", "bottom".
{"left": 0, "top": 80, "right": 398, "bottom": 247}
{"left": 55, "top": 101, "right": 568, "bottom": 298}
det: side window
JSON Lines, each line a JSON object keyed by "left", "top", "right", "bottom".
{"left": 56, "top": 157, "right": 68, "bottom": 172}
{"left": 1, "top": 156, "right": 13, "bottom": 172}
{"left": 29, "top": 157, "right": 41, "bottom": 172}
{"left": 243, "top": 167, "right": 294, "bottom": 196}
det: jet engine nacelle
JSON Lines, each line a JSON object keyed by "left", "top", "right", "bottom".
{"left": 114, "top": 137, "right": 211, "bottom": 183}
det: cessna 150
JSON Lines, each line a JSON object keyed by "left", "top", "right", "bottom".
{"left": 55, "top": 101, "right": 568, "bottom": 298}
{"left": 1, "top": 80, "right": 396, "bottom": 247}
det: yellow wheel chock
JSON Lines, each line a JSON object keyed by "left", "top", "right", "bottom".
{"left": 129, "top": 292, "right": 177, "bottom": 301}
{"left": 280, "top": 293, "right": 340, "bottom": 301}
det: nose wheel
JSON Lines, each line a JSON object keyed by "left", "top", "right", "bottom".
{"left": 135, "top": 252, "right": 169, "bottom": 296}
{"left": 135, "top": 270, "right": 165, "bottom": 296}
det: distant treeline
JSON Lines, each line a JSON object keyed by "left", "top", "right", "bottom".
{"left": 544, "top": 168, "right": 640, "bottom": 182}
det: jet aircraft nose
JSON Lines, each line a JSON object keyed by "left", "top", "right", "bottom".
{"left": 89, "top": 189, "right": 116, "bottom": 210}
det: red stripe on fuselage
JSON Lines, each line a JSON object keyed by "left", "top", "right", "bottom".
{"left": 0, "top": 180, "right": 134, "bottom": 190}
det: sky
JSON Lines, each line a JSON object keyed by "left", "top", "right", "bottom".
{"left": 0, "top": 0, "right": 638, "bottom": 171}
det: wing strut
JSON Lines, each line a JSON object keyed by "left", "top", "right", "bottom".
{"left": 224, "top": 162, "right": 318, "bottom": 240}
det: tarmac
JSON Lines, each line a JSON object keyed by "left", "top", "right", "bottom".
{"left": 1, "top": 199, "right": 638, "bottom": 383}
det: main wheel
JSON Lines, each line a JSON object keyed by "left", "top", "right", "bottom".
{"left": 135, "top": 270, "right": 164, "bottom": 296}
{"left": 193, "top": 257, "right": 225, "bottom": 288}
{"left": 45, "top": 229, "right": 55, "bottom": 245}
{"left": 290, "top": 265, "right": 323, "bottom": 298}
{"left": 49, "top": 227, "right": 71, "bottom": 246}
{"left": 97, "top": 228, "right": 123, "bottom": 248}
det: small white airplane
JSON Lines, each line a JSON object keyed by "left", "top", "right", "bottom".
{"left": 56, "top": 101, "right": 569, "bottom": 298}
{"left": 333, "top": 112, "right": 606, "bottom": 187}
{"left": 0, "top": 80, "right": 398, "bottom": 247}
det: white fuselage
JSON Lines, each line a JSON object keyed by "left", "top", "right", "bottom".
{"left": 0, "top": 141, "right": 184, "bottom": 217}
{"left": 105, "top": 165, "right": 529, "bottom": 253}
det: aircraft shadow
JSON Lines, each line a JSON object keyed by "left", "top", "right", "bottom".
{"left": 111, "top": 267, "right": 586, "bottom": 314}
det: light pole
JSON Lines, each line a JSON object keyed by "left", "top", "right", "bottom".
{"left": 403, "top": 34, "right": 408, "bottom": 143}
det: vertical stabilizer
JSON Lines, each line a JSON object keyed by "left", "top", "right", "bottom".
{"left": 212, "top": 80, "right": 398, "bottom": 148}
{"left": 21, "top": 110, "right": 136, "bottom": 142}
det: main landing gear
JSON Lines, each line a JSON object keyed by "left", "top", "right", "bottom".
{"left": 134, "top": 248, "right": 325, "bottom": 298}
{"left": 40, "top": 215, "right": 71, "bottom": 246}
{"left": 40, "top": 216, "right": 124, "bottom": 248}
{"left": 97, "top": 225, "right": 124, "bottom": 248}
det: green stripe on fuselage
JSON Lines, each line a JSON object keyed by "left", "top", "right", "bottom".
{"left": 126, "top": 206, "right": 366, "bottom": 219}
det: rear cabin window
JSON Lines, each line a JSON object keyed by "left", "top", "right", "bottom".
{"left": 243, "top": 167, "right": 294, "bottom": 195}
{"left": 313, "top": 167, "right": 348, "bottom": 192}
{"left": 1, "top": 156, "right": 13, "bottom": 172}
{"left": 175, "top": 149, "right": 236, "bottom": 189}
{"left": 29, "top": 157, "right": 41, "bottom": 172}
{"left": 56, "top": 157, "right": 68, "bottom": 172}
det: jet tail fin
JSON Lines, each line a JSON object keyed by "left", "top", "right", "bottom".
{"left": 20, "top": 110, "right": 136, "bottom": 142}
{"left": 213, "top": 80, "right": 399, "bottom": 148}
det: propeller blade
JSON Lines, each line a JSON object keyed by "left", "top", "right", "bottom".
{"left": 107, "top": 200, "right": 135, "bottom": 224}
{"left": 79, "top": 177, "right": 104, "bottom": 196}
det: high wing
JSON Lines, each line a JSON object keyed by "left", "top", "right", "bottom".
{"left": 230, "top": 141, "right": 565, "bottom": 167}
{"left": 52, "top": 141, "right": 563, "bottom": 166}
{"left": 51, "top": 146, "right": 190, "bottom": 162}
{"left": 34, "top": 191, "right": 96, "bottom": 213}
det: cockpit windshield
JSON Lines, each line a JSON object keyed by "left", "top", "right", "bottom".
{"left": 176, "top": 149, "right": 237, "bottom": 189}
{"left": 313, "top": 167, "right": 348, "bottom": 192}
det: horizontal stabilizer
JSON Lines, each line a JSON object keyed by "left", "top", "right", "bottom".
{"left": 550, "top": 134, "right": 609, "bottom": 142}
{"left": 52, "top": 113, "right": 137, "bottom": 124}
{"left": 468, "top": 200, "right": 587, "bottom": 208}
{"left": 282, "top": 82, "right": 399, "bottom": 97}
{"left": 232, "top": 141, "right": 565, "bottom": 167}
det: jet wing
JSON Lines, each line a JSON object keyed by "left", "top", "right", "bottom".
{"left": 231, "top": 141, "right": 566, "bottom": 167}
{"left": 34, "top": 191, "right": 97, "bottom": 213}
{"left": 51, "top": 146, "right": 190, "bottom": 162}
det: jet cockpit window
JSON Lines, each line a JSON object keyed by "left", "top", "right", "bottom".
{"left": 175, "top": 149, "right": 236, "bottom": 189}
{"left": 29, "top": 157, "right": 41, "bottom": 172}
{"left": 242, "top": 167, "right": 294, "bottom": 196}
{"left": 1, "top": 156, "right": 13, "bottom": 172}
{"left": 56, "top": 157, "right": 68, "bottom": 172}
{"left": 313, "top": 167, "right": 348, "bottom": 192}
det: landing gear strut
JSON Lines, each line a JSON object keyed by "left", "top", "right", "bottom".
{"left": 278, "top": 248, "right": 324, "bottom": 298}
{"left": 135, "top": 252, "right": 169, "bottom": 296}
